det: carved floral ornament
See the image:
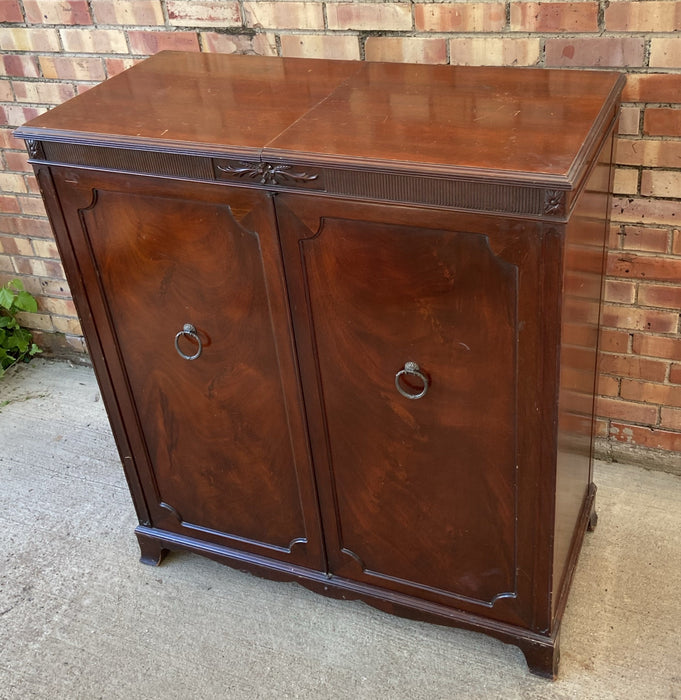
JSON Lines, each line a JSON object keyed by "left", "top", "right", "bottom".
{"left": 543, "top": 189, "right": 566, "bottom": 216}
{"left": 25, "top": 139, "right": 43, "bottom": 159}
{"left": 216, "top": 160, "right": 320, "bottom": 187}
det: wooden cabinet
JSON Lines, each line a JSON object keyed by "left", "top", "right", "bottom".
{"left": 17, "top": 52, "right": 624, "bottom": 678}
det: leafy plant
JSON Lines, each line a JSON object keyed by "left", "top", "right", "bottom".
{"left": 0, "top": 279, "right": 42, "bottom": 377}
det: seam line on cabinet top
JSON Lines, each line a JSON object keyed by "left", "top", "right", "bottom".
{"left": 260, "top": 62, "right": 366, "bottom": 159}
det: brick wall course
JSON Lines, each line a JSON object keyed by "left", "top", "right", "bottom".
{"left": 12, "top": 80, "right": 76, "bottom": 104}
{"left": 621, "top": 380, "right": 681, "bottom": 408}
{"left": 415, "top": 3, "right": 506, "bottom": 33}
{"left": 0, "top": 27, "right": 61, "bottom": 52}
{"left": 23, "top": 0, "right": 92, "bottom": 25}
{"left": 39, "top": 55, "right": 107, "bottom": 80}
{"left": 623, "top": 72, "right": 681, "bottom": 102}
{"left": 450, "top": 37, "right": 541, "bottom": 65}
{"left": 0, "top": 0, "right": 679, "bottom": 460}
{"left": 166, "top": 1, "right": 241, "bottom": 28}
{"left": 649, "top": 38, "right": 681, "bottom": 68}
{"left": 670, "top": 364, "right": 681, "bottom": 385}
{"left": 604, "top": 278, "right": 637, "bottom": 304}
{"left": 201, "top": 31, "right": 277, "bottom": 56}
{"left": 0, "top": 80, "right": 13, "bottom": 101}
{"left": 605, "top": 1, "right": 681, "bottom": 31}
{"left": 280, "top": 33, "right": 359, "bottom": 60}
{"left": 616, "top": 139, "right": 681, "bottom": 168}
{"left": 640, "top": 170, "right": 681, "bottom": 198}
{"left": 545, "top": 36, "right": 646, "bottom": 67}
{"left": 596, "top": 396, "right": 660, "bottom": 425}
{"left": 1, "top": 55, "right": 41, "bottom": 78}
{"left": 59, "top": 28, "right": 129, "bottom": 54}
{"left": 91, "top": 1, "right": 166, "bottom": 27}
{"left": 619, "top": 226, "right": 670, "bottom": 254}
{"left": 366, "top": 36, "right": 448, "bottom": 63}
{"left": 644, "top": 109, "right": 681, "bottom": 138}
{"left": 600, "top": 304, "right": 678, "bottom": 334}
{"left": 613, "top": 167, "right": 638, "bottom": 194}
{"left": 126, "top": 29, "right": 200, "bottom": 54}
{"left": 607, "top": 252, "right": 681, "bottom": 284}
{"left": 661, "top": 406, "right": 681, "bottom": 430}
{"left": 510, "top": 2, "right": 600, "bottom": 33}
{"left": 1, "top": 0, "right": 23, "bottom": 22}
{"left": 611, "top": 198, "right": 681, "bottom": 227}
{"left": 326, "top": 2, "right": 411, "bottom": 31}
{"left": 610, "top": 422, "right": 681, "bottom": 452}
{"left": 245, "top": 2, "right": 324, "bottom": 30}
{"left": 633, "top": 335, "right": 681, "bottom": 362}
{"left": 617, "top": 106, "right": 640, "bottom": 135}
{"left": 638, "top": 283, "right": 681, "bottom": 310}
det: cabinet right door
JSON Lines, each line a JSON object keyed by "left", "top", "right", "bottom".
{"left": 277, "top": 193, "right": 555, "bottom": 628}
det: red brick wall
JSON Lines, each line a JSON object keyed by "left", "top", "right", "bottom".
{"left": 1, "top": 1, "right": 680, "bottom": 461}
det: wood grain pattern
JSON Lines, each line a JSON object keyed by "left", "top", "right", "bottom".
{"left": 17, "top": 51, "right": 624, "bottom": 188}
{"left": 266, "top": 61, "right": 621, "bottom": 182}
{"left": 19, "top": 52, "right": 361, "bottom": 155}
{"left": 552, "top": 126, "right": 617, "bottom": 613}
{"left": 51, "top": 168, "right": 325, "bottom": 569}
{"left": 294, "top": 217, "right": 519, "bottom": 604}
{"left": 276, "top": 193, "right": 559, "bottom": 630}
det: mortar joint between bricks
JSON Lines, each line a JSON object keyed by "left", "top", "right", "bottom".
{"left": 160, "top": 0, "right": 171, "bottom": 26}
{"left": 598, "top": 0, "right": 607, "bottom": 36}
{"left": 238, "top": 0, "right": 247, "bottom": 31}
{"left": 358, "top": 34, "right": 367, "bottom": 61}
{"left": 201, "top": 26, "right": 256, "bottom": 38}
{"left": 85, "top": 0, "right": 95, "bottom": 26}
{"left": 643, "top": 36, "right": 652, "bottom": 69}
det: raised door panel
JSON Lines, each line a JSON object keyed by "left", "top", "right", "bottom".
{"left": 50, "top": 169, "right": 323, "bottom": 569}
{"left": 277, "top": 194, "right": 550, "bottom": 627}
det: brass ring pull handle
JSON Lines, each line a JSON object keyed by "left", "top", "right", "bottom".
{"left": 174, "top": 323, "right": 202, "bottom": 361}
{"left": 395, "top": 361, "right": 429, "bottom": 400}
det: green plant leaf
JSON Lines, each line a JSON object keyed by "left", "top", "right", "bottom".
{"left": 0, "top": 287, "right": 14, "bottom": 310}
{"left": 0, "top": 279, "right": 41, "bottom": 377}
{"left": 15, "top": 291, "right": 38, "bottom": 313}
{"left": 0, "top": 316, "right": 19, "bottom": 330}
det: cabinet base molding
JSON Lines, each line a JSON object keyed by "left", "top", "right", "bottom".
{"left": 135, "top": 479, "right": 596, "bottom": 682}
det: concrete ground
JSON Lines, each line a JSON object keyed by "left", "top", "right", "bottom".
{"left": 1, "top": 358, "right": 680, "bottom": 700}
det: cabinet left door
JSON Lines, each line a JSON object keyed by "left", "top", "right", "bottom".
{"left": 44, "top": 167, "right": 325, "bottom": 570}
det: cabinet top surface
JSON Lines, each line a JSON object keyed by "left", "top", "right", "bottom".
{"left": 18, "top": 51, "right": 624, "bottom": 184}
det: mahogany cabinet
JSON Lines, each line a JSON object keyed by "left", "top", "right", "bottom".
{"left": 16, "top": 52, "right": 624, "bottom": 678}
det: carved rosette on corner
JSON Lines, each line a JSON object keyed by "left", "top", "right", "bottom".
{"left": 25, "top": 139, "right": 44, "bottom": 160}
{"left": 214, "top": 159, "right": 324, "bottom": 190}
{"left": 543, "top": 189, "right": 567, "bottom": 217}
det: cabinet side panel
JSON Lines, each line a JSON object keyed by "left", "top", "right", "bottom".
{"left": 552, "top": 127, "right": 616, "bottom": 609}
{"left": 33, "top": 165, "right": 152, "bottom": 526}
